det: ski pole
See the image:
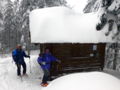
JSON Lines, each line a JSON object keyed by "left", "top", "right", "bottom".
{"left": 20, "top": 75, "right": 23, "bottom": 82}
{"left": 29, "top": 58, "right": 32, "bottom": 73}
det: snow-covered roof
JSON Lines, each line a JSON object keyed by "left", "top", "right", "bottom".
{"left": 29, "top": 6, "right": 115, "bottom": 43}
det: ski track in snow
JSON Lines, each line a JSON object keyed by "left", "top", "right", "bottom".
{"left": 0, "top": 56, "right": 44, "bottom": 90}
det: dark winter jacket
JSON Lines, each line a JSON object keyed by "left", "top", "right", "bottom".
{"left": 12, "top": 49, "right": 30, "bottom": 64}
{"left": 37, "top": 53, "right": 58, "bottom": 70}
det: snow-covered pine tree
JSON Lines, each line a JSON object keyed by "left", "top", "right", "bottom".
{"left": 84, "top": 0, "right": 98, "bottom": 13}
{"left": 15, "top": 0, "right": 67, "bottom": 51}
{"left": 3, "top": 0, "right": 21, "bottom": 52}
{"left": 0, "top": 9, "right": 3, "bottom": 45}
{"left": 0, "top": 0, "right": 8, "bottom": 53}
{"left": 101, "top": 0, "right": 120, "bottom": 71}
{"left": 0, "top": 0, "right": 66, "bottom": 52}
{"left": 3, "top": 0, "right": 14, "bottom": 51}
{"left": 84, "top": 0, "right": 120, "bottom": 71}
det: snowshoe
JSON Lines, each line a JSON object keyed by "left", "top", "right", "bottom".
{"left": 41, "top": 83, "right": 48, "bottom": 87}
{"left": 22, "top": 73, "right": 28, "bottom": 77}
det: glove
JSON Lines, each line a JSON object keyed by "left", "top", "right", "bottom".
{"left": 57, "top": 60, "right": 61, "bottom": 63}
{"left": 41, "top": 62, "right": 46, "bottom": 65}
{"left": 28, "top": 56, "right": 30, "bottom": 58}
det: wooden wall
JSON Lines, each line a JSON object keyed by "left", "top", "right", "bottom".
{"left": 40, "top": 43, "right": 106, "bottom": 77}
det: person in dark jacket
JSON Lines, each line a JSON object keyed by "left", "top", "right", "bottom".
{"left": 12, "top": 45, "right": 30, "bottom": 76}
{"left": 37, "top": 48, "right": 60, "bottom": 87}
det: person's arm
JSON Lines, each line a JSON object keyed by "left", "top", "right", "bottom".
{"left": 37, "top": 57, "right": 46, "bottom": 65}
{"left": 37, "top": 57, "right": 41, "bottom": 65}
{"left": 23, "top": 51, "right": 30, "bottom": 58}
{"left": 12, "top": 55, "right": 17, "bottom": 62}
{"left": 51, "top": 55, "right": 61, "bottom": 63}
{"left": 12, "top": 50, "right": 18, "bottom": 63}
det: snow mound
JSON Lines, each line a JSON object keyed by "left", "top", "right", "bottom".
{"left": 29, "top": 6, "right": 115, "bottom": 43}
{"left": 42, "top": 72, "right": 120, "bottom": 90}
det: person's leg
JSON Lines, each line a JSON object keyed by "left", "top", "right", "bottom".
{"left": 22, "top": 62, "right": 26, "bottom": 75}
{"left": 42, "top": 69, "right": 50, "bottom": 84}
{"left": 46, "top": 69, "right": 50, "bottom": 82}
{"left": 42, "top": 74, "right": 47, "bottom": 84}
{"left": 16, "top": 64, "right": 21, "bottom": 76}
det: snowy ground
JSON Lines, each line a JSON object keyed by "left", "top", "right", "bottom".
{"left": 0, "top": 51, "right": 44, "bottom": 90}
{"left": 43, "top": 72, "right": 120, "bottom": 90}
{"left": 0, "top": 51, "right": 120, "bottom": 90}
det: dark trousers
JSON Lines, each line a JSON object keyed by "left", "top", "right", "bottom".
{"left": 42, "top": 69, "right": 50, "bottom": 84}
{"left": 16, "top": 62, "right": 26, "bottom": 76}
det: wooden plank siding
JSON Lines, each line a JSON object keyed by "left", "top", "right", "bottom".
{"left": 40, "top": 43, "right": 106, "bottom": 78}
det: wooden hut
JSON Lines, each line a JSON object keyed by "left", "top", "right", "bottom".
{"left": 39, "top": 43, "right": 106, "bottom": 77}
{"left": 29, "top": 6, "right": 115, "bottom": 78}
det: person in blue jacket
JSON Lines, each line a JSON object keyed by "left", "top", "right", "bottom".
{"left": 12, "top": 45, "right": 30, "bottom": 76}
{"left": 37, "top": 48, "right": 60, "bottom": 86}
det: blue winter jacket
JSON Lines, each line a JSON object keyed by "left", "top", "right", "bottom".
{"left": 12, "top": 49, "right": 29, "bottom": 64}
{"left": 37, "top": 53, "right": 58, "bottom": 70}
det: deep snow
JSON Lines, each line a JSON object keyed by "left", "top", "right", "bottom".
{"left": 29, "top": 6, "right": 116, "bottom": 43}
{"left": 0, "top": 54, "right": 43, "bottom": 90}
{"left": 42, "top": 72, "right": 120, "bottom": 90}
{"left": 0, "top": 52, "right": 120, "bottom": 90}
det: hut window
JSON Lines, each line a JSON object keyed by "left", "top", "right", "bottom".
{"left": 92, "top": 45, "right": 98, "bottom": 57}
{"left": 93, "top": 45, "right": 97, "bottom": 51}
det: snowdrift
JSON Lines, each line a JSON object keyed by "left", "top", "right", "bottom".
{"left": 42, "top": 72, "right": 120, "bottom": 90}
{"left": 29, "top": 6, "right": 115, "bottom": 43}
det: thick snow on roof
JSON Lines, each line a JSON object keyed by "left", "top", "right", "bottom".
{"left": 42, "top": 72, "right": 120, "bottom": 90}
{"left": 29, "top": 6, "right": 115, "bottom": 43}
